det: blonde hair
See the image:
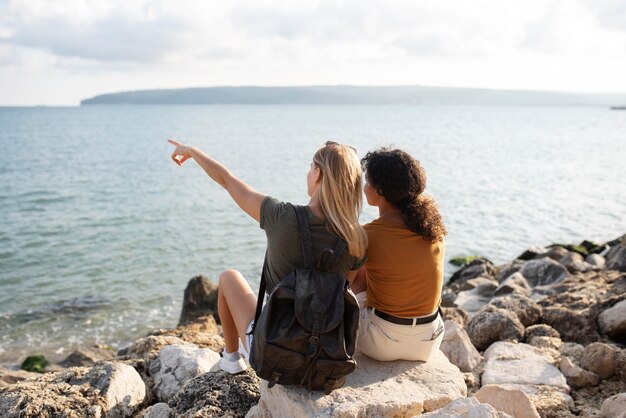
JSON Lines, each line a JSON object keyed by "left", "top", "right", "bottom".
{"left": 313, "top": 142, "right": 367, "bottom": 259}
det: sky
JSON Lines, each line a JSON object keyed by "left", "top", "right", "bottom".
{"left": 1, "top": 0, "right": 626, "bottom": 106}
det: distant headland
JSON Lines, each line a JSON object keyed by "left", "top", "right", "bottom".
{"left": 80, "top": 85, "right": 626, "bottom": 107}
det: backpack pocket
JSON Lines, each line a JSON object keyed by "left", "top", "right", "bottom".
{"left": 255, "top": 343, "right": 308, "bottom": 387}
{"left": 310, "top": 358, "right": 356, "bottom": 394}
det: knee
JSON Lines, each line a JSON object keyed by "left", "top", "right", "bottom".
{"left": 219, "top": 269, "right": 242, "bottom": 286}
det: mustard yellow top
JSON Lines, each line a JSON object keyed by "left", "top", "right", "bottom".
{"left": 364, "top": 217, "right": 444, "bottom": 317}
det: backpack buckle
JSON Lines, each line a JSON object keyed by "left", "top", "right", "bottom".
{"left": 310, "top": 335, "right": 320, "bottom": 345}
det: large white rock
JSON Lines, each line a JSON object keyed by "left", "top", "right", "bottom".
{"left": 440, "top": 320, "right": 482, "bottom": 372}
{"left": 484, "top": 383, "right": 574, "bottom": 417}
{"left": 150, "top": 345, "right": 221, "bottom": 402}
{"left": 482, "top": 342, "right": 569, "bottom": 392}
{"left": 601, "top": 393, "right": 626, "bottom": 418}
{"left": 92, "top": 362, "right": 147, "bottom": 418}
{"left": 246, "top": 350, "right": 466, "bottom": 418}
{"left": 598, "top": 299, "right": 626, "bottom": 339}
{"left": 475, "top": 384, "right": 540, "bottom": 418}
{"left": 420, "top": 397, "right": 512, "bottom": 418}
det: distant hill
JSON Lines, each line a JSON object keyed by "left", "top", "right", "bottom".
{"left": 80, "top": 85, "right": 626, "bottom": 107}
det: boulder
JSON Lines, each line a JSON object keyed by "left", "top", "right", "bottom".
{"left": 601, "top": 393, "right": 626, "bottom": 418}
{"left": 494, "top": 272, "right": 531, "bottom": 297}
{"left": 520, "top": 258, "right": 568, "bottom": 287}
{"left": 142, "top": 403, "right": 173, "bottom": 418}
{"left": 441, "top": 288, "right": 458, "bottom": 308}
{"left": 516, "top": 246, "right": 547, "bottom": 261}
{"left": 486, "top": 383, "right": 574, "bottom": 418}
{"left": 540, "top": 307, "right": 600, "bottom": 345}
{"left": 171, "top": 369, "right": 260, "bottom": 418}
{"left": 441, "top": 307, "right": 469, "bottom": 328}
{"left": 579, "top": 342, "right": 619, "bottom": 380}
{"left": 118, "top": 335, "right": 194, "bottom": 362}
{"left": 420, "top": 397, "right": 510, "bottom": 417}
{"left": 559, "top": 251, "right": 594, "bottom": 273}
{"left": 558, "top": 357, "right": 599, "bottom": 389}
{"left": 60, "top": 346, "right": 115, "bottom": 368}
{"left": 541, "top": 246, "right": 570, "bottom": 261}
{"left": 453, "top": 285, "right": 495, "bottom": 314}
{"left": 466, "top": 307, "right": 525, "bottom": 351}
{"left": 482, "top": 342, "right": 569, "bottom": 392}
{"left": 0, "top": 362, "right": 146, "bottom": 418}
{"left": 524, "top": 324, "right": 560, "bottom": 342}
{"left": 179, "top": 275, "right": 220, "bottom": 325}
{"left": 246, "top": 351, "right": 467, "bottom": 417}
{"left": 149, "top": 322, "right": 224, "bottom": 352}
{"left": 489, "top": 294, "right": 541, "bottom": 327}
{"left": 606, "top": 242, "right": 626, "bottom": 272}
{"left": 586, "top": 253, "right": 606, "bottom": 268}
{"left": 456, "top": 276, "right": 499, "bottom": 292}
{"left": 598, "top": 299, "right": 626, "bottom": 339}
{"left": 0, "top": 368, "right": 39, "bottom": 387}
{"left": 150, "top": 345, "right": 221, "bottom": 402}
{"left": 448, "top": 258, "right": 496, "bottom": 285}
{"left": 494, "top": 260, "right": 524, "bottom": 283}
{"left": 475, "top": 384, "right": 540, "bottom": 418}
{"left": 440, "top": 320, "right": 482, "bottom": 372}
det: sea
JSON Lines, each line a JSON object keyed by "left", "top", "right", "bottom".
{"left": 1, "top": 104, "right": 625, "bottom": 367}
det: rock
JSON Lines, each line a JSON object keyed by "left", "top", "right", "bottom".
{"left": 489, "top": 294, "right": 541, "bottom": 327}
{"left": 142, "top": 403, "right": 173, "bottom": 418}
{"left": 516, "top": 246, "right": 547, "bottom": 261}
{"left": 118, "top": 335, "right": 194, "bottom": 362}
{"left": 482, "top": 342, "right": 569, "bottom": 391}
{"left": 0, "top": 368, "right": 39, "bottom": 387}
{"left": 0, "top": 361, "right": 146, "bottom": 418}
{"left": 475, "top": 384, "right": 540, "bottom": 418}
{"left": 494, "top": 272, "right": 531, "bottom": 297}
{"left": 520, "top": 258, "right": 568, "bottom": 287}
{"left": 540, "top": 306, "right": 600, "bottom": 345}
{"left": 606, "top": 241, "right": 626, "bottom": 272}
{"left": 524, "top": 324, "right": 560, "bottom": 341}
{"left": 149, "top": 322, "right": 224, "bottom": 352}
{"left": 598, "top": 299, "right": 626, "bottom": 339}
{"left": 579, "top": 342, "right": 619, "bottom": 380}
{"left": 246, "top": 350, "right": 467, "bottom": 417}
{"left": 60, "top": 346, "right": 115, "bottom": 368}
{"left": 558, "top": 357, "right": 599, "bottom": 389}
{"left": 179, "top": 275, "right": 220, "bottom": 326}
{"left": 441, "top": 306, "right": 469, "bottom": 328}
{"left": 456, "top": 276, "right": 499, "bottom": 292}
{"left": 560, "top": 251, "right": 595, "bottom": 273}
{"left": 490, "top": 383, "right": 574, "bottom": 418}
{"left": 448, "top": 258, "right": 496, "bottom": 285}
{"left": 150, "top": 345, "right": 221, "bottom": 402}
{"left": 494, "top": 260, "right": 524, "bottom": 283}
{"left": 542, "top": 246, "right": 570, "bottom": 262}
{"left": 441, "top": 288, "right": 458, "bottom": 308}
{"left": 586, "top": 253, "right": 606, "bottom": 268}
{"left": 171, "top": 369, "right": 259, "bottom": 418}
{"left": 453, "top": 285, "right": 495, "bottom": 314}
{"left": 20, "top": 355, "right": 50, "bottom": 373}
{"left": 420, "top": 397, "right": 507, "bottom": 417}
{"left": 601, "top": 393, "right": 626, "bottom": 418}
{"left": 466, "top": 307, "right": 525, "bottom": 351}
{"left": 440, "top": 320, "right": 482, "bottom": 372}
{"left": 528, "top": 337, "right": 562, "bottom": 364}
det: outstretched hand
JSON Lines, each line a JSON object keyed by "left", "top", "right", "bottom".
{"left": 168, "top": 139, "right": 194, "bottom": 166}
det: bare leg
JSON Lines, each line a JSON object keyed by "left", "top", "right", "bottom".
{"left": 350, "top": 265, "right": 368, "bottom": 294}
{"left": 217, "top": 269, "right": 257, "bottom": 353}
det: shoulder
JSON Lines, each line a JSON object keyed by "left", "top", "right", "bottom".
{"left": 260, "top": 197, "right": 296, "bottom": 230}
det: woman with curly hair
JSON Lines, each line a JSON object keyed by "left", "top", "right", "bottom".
{"left": 352, "top": 147, "right": 447, "bottom": 362}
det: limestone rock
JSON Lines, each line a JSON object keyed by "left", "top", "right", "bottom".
{"left": 494, "top": 272, "right": 531, "bottom": 297}
{"left": 150, "top": 345, "right": 221, "bottom": 402}
{"left": 489, "top": 294, "right": 541, "bottom": 327}
{"left": 586, "top": 253, "right": 606, "bottom": 268}
{"left": 149, "top": 323, "right": 225, "bottom": 352}
{"left": 558, "top": 357, "right": 599, "bottom": 389}
{"left": 606, "top": 242, "right": 626, "bottom": 272}
{"left": 420, "top": 397, "right": 508, "bottom": 418}
{"left": 494, "top": 260, "right": 524, "bottom": 283}
{"left": 179, "top": 275, "right": 219, "bottom": 325}
{"left": 520, "top": 258, "right": 568, "bottom": 287}
{"left": 449, "top": 258, "right": 496, "bottom": 285}
{"left": 466, "top": 307, "right": 525, "bottom": 351}
{"left": 601, "top": 393, "right": 626, "bottom": 418}
{"left": 60, "top": 346, "right": 115, "bottom": 368}
{"left": 0, "top": 362, "right": 146, "bottom": 418}
{"left": 453, "top": 285, "right": 495, "bottom": 314}
{"left": 0, "top": 368, "right": 39, "bottom": 387}
{"left": 560, "top": 251, "right": 594, "bottom": 273}
{"left": 171, "top": 369, "right": 260, "bottom": 418}
{"left": 524, "top": 324, "right": 560, "bottom": 341}
{"left": 579, "top": 342, "right": 618, "bottom": 380}
{"left": 475, "top": 384, "right": 540, "bottom": 418}
{"left": 528, "top": 337, "right": 562, "bottom": 363}
{"left": 118, "top": 335, "right": 194, "bottom": 362}
{"left": 246, "top": 350, "right": 467, "bottom": 417}
{"left": 540, "top": 307, "right": 599, "bottom": 345}
{"left": 482, "top": 342, "right": 569, "bottom": 391}
{"left": 142, "top": 403, "right": 173, "bottom": 418}
{"left": 441, "top": 306, "right": 469, "bottom": 328}
{"left": 542, "top": 246, "right": 570, "bottom": 262}
{"left": 488, "top": 383, "right": 574, "bottom": 418}
{"left": 440, "top": 320, "right": 482, "bottom": 372}
{"left": 598, "top": 299, "right": 626, "bottom": 339}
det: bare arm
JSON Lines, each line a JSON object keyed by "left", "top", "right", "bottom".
{"left": 168, "top": 139, "right": 266, "bottom": 222}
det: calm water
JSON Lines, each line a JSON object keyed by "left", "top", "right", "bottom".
{"left": 1, "top": 105, "right": 625, "bottom": 366}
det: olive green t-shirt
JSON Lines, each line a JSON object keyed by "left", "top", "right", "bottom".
{"left": 260, "top": 196, "right": 364, "bottom": 294}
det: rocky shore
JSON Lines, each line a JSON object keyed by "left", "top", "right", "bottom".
{"left": 1, "top": 234, "right": 625, "bottom": 417}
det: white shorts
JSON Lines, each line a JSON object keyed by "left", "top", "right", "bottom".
{"left": 356, "top": 292, "right": 445, "bottom": 362}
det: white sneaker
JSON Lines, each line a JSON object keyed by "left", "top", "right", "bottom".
{"left": 219, "top": 351, "right": 247, "bottom": 374}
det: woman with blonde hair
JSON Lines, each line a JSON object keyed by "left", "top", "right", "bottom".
{"left": 168, "top": 139, "right": 366, "bottom": 374}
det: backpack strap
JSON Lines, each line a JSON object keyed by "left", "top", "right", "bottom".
{"left": 294, "top": 206, "right": 314, "bottom": 269}
{"left": 248, "top": 252, "right": 267, "bottom": 336}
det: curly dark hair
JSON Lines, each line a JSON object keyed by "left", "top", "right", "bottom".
{"left": 361, "top": 148, "right": 447, "bottom": 242}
